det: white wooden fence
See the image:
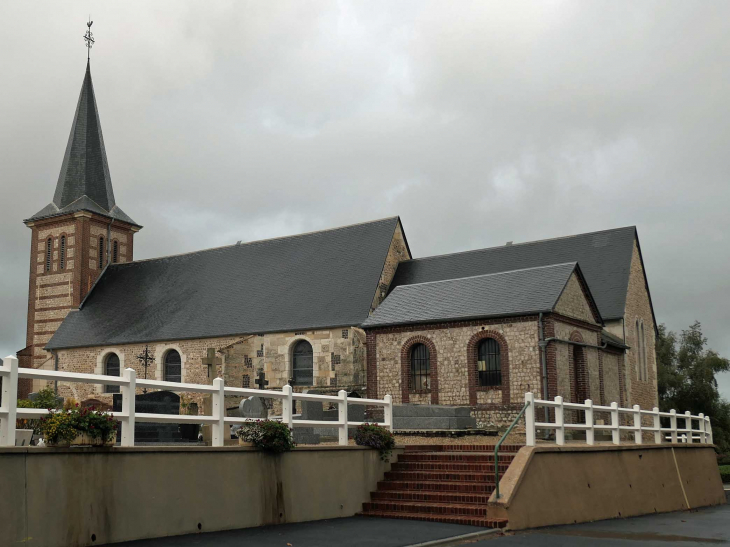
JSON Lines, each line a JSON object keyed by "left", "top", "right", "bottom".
{"left": 524, "top": 392, "right": 713, "bottom": 446}
{"left": 0, "top": 355, "right": 393, "bottom": 448}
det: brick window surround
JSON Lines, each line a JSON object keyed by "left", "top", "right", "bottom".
{"left": 467, "top": 330, "right": 510, "bottom": 406}
{"left": 400, "top": 336, "right": 439, "bottom": 404}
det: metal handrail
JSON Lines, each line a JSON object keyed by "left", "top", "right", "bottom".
{"left": 494, "top": 400, "right": 529, "bottom": 499}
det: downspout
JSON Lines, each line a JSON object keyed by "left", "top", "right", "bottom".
{"left": 52, "top": 349, "right": 59, "bottom": 395}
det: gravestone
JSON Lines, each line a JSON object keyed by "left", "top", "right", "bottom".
{"left": 113, "top": 391, "right": 186, "bottom": 444}
{"left": 239, "top": 396, "right": 268, "bottom": 419}
{"left": 293, "top": 389, "right": 321, "bottom": 445}
{"left": 296, "top": 389, "right": 367, "bottom": 441}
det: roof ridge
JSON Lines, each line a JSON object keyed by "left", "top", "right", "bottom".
{"left": 123, "top": 216, "right": 400, "bottom": 265}
{"left": 402, "top": 226, "right": 636, "bottom": 264}
{"left": 389, "top": 262, "right": 577, "bottom": 291}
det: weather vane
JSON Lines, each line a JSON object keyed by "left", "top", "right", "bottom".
{"left": 84, "top": 18, "right": 94, "bottom": 61}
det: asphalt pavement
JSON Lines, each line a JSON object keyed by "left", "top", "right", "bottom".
{"left": 114, "top": 491, "right": 730, "bottom": 547}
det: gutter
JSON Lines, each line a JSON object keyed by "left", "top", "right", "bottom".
{"left": 543, "top": 337, "right": 607, "bottom": 350}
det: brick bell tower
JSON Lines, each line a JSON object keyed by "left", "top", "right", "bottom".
{"left": 19, "top": 59, "right": 142, "bottom": 390}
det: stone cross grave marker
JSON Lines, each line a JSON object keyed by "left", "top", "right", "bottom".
{"left": 202, "top": 348, "right": 223, "bottom": 382}
{"left": 255, "top": 370, "right": 269, "bottom": 390}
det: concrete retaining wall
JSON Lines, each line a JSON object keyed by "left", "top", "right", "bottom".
{"left": 0, "top": 445, "right": 400, "bottom": 547}
{"left": 488, "top": 444, "right": 726, "bottom": 530}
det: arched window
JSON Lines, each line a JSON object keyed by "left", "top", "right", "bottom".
{"left": 104, "top": 353, "right": 120, "bottom": 394}
{"left": 46, "top": 238, "right": 52, "bottom": 272}
{"left": 164, "top": 350, "right": 182, "bottom": 383}
{"left": 410, "top": 343, "right": 430, "bottom": 391}
{"left": 640, "top": 319, "right": 649, "bottom": 381}
{"left": 477, "top": 338, "right": 501, "bottom": 387}
{"left": 59, "top": 236, "right": 66, "bottom": 270}
{"left": 635, "top": 318, "right": 642, "bottom": 380}
{"left": 112, "top": 240, "right": 118, "bottom": 263}
{"left": 292, "top": 340, "right": 313, "bottom": 386}
{"left": 98, "top": 237, "right": 105, "bottom": 269}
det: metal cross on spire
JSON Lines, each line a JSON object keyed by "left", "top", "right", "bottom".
{"left": 84, "top": 18, "right": 95, "bottom": 61}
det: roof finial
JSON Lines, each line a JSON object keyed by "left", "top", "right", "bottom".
{"left": 84, "top": 17, "right": 94, "bottom": 61}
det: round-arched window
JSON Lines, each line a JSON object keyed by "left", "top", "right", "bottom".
{"left": 105, "top": 353, "right": 120, "bottom": 394}
{"left": 477, "top": 338, "right": 501, "bottom": 387}
{"left": 410, "top": 343, "right": 430, "bottom": 392}
{"left": 164, "top": 350, "right": 182, "bottom": 383}
{"left": 292, "top": 340, "right": 313, "bottom": 386}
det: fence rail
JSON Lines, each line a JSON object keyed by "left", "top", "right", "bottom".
{"left": 524, "top": 392, "right": 713, "bottom": 446}
{"left": 0, "top": 355, "right": 393, "bottom": 448}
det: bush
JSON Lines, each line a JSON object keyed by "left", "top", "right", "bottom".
{"left": 354, "top": 423, "right": 396, "bottom": 462}
{"left": 236, "top": 420, "right": 295, "bottom": 453}
{"left": 33, "top": 386, "right": 62, "bottom": 409}
{"left": 36, "top": 405, "right": 118, "bottom": 445}
{"left": 717, "top": 453, "right": 730, "bottom": 467}
{"left": 720, "top": 465, "right": 730, "bottom": 484}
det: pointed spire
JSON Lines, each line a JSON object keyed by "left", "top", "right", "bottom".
{"left": 27, "top": 63, "right": 138, "bottom": 226}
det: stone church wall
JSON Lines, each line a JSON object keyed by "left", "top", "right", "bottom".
{"left": 369, "top": 221, "right": 410, "bottom": 312}
{"left": 624, "top": 240, "right": 659, "bottom": 410}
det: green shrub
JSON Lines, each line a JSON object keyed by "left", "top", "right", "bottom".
{"left": 717, "top": 454, "right": 730, "bottom": 467}
{"left": 36, "top": 405, "right": 118, "bottom": 445}
{"left": 236, "top": 420, "right": 295, "bottom": 453}
{"left": 33, "top": 386, "right": 62, "bottom": 409}
{"left": 720, "top": 465, "right": 730, "bottom": 484}
{"left": 354, "top": 423, "right": 396, "bottom": 462}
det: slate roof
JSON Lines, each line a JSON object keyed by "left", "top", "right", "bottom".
{"left": 26, "top": 62, "right": 139, "bottom": 227}
{"left": 601, "top": 330, "right": 630, "bottom": 349}
{"left": 46, "top": 217, "right": 402, "bottom": 349}
{"left": 362, "top": 262, "right": 596, "bottom": 328}
{"left": 389, "top": 227, "right": 639, "bottom": 321}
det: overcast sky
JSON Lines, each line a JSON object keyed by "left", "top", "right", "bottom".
{"left": 1, "top": 1, "right": 728, "bottom": 398}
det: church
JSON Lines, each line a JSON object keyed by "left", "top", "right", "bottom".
{"left": 20, "top": 61, "right": 659, "bottom": 426}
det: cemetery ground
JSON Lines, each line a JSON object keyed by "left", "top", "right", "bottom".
{"left": 113, "top": 491, "right": 730, "bottom": 547}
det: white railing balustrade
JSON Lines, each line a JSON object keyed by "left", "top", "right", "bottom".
{"left": 0, "top": 355, "right": 393, "bottom": 448}
{"left": 524, "top": 392, "right": 712, "bottom": 447}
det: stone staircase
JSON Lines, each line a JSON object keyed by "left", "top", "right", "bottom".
{"left": 359, "top": 444, "right": 522, "bottom": 528}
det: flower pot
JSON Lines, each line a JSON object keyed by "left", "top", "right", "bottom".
{"left": 72, "top": 433, "right": 93, "bottom": 446}
{"left": 47, "top": 439, "right": 71, "bottom": 448}
{"left": 238, "top": 438, "right": 255, "bottom": 447}
{"left": 91, "top": 436, "right": 115, "bottom": 447}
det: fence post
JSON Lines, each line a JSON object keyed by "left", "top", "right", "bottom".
{"left": 698, "top": 413, "right": 705, "bottom": 444}
{"left": 121, "top": 368, "right": 136, "bottom": 447}
{"left": 525, "top": 392, "right": 535, "bottom": 447}
{"left": 282, "top": 384, "right": 293, "bottom": 429}
{"left": 555, "top": 396, "right": 564, "bottom": 446}
{"left": 684, "top": 411, "right": 692, "bottom": 443}
{"left": 610, "top": 402, "right": 620, "bottom": 445}
{"left": 0, "top": 356, "right": 18, "bottom": 447}
{"left": 706, "top": 416, "right": 713, "bottom": 445}
{"left": 384, "top": 394, "right": 393, "bottom": 432}
{"left": 633, "top": 405, "right": 642, "bottom": 445}
{"left": 585, "top": 399, "right": 594, "bottom": 446}
{"left": 338, "top": 390, "right": 348, "bottom": 446}
{"left": 669, "top": 409, "right": 677, "bottom": 443}
{"left": 652, "top": 407, "right": 661, "bottom": 444}
{"left": 212, "top": 378, "right": 225, "bottom": 447}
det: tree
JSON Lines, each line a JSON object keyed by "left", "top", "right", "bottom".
{"left": 656, "top": 321, "right": 730, "bottom": 453}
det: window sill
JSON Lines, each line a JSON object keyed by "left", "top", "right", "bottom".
{"left": 476, "top": 386, "right": 502, "bottom": 392}
{"left": 409, "top": 390, "right": 432, "bottom": 395}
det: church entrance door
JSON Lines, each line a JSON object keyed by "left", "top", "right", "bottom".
{"left": 293, "top": 340, "right": 313, "bottom": 386}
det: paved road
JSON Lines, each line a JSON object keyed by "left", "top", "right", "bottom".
{"left": 116, "top": 492, "right": 729, "bottom": 547}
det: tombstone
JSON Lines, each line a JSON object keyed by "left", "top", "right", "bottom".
{"left": 239, "top": 396, "right": 268, "bottom": 420}
{"left": 293, "top": 389, "right": 321, "bottom": 445}
{"left": 113, "top": 391, "right": 188, "bottom": 444}
{"left": 81, "top": 398, "right": 112, "bottom": 411}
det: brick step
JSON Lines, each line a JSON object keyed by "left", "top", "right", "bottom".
{"left": 377, "top": 480, "right": 495, "bottom": 493}
{"left": 391, "top": 461, "right": 510, "bottom": 473}
{"left": 371, "top": 489, "right": 491, "bottom": 505}
{"left": 363, "top": 500, "right": 488, "bottom": 517}
{"left": 358, "top": 510, "right": 507, "bottom": 529}
{"left": 398, "top": 452, "right": 515, "bottom": 464}
{"left": 403, "top": 444, "right": 523, "bottom": 453}
{"left": 385, "top": 470, "right": 496, "bottom": 482}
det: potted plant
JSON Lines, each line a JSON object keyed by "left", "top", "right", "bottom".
{"left": 354, "top": 423, "right": 396, "bottom": 462}
{"left": 36, "top": 409, "right": 78, "bottom": 447}
{"left": 236, "top": 420, "right": 295, "bottom": 453}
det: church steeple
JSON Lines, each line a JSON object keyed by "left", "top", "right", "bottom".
{"left": 25, "top": 61, "right": 138, "bottom": 226}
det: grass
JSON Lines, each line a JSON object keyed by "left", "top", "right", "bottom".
{"left": 720, "top": 465, "right": 730, "bottom": 484}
